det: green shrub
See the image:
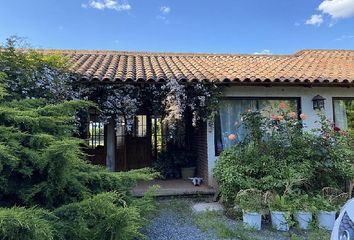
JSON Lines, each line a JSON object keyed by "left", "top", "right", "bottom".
{"left": 214, "top": 105, "right": 354, "bottom": 203}
{"left": 0, "top": 207, "right": 56, "bottom": 240}
{"left": 267, "top": 194, "right": 292, "bottom": 212}
{"left": 289, "top": 194, "right": 316, "bottom": 212}
{"left": 53, "top": 192, "right": 145, "bottom": 240}
{"left": 235, "top": 189, "right": 266, "bottom": 213}
{"left": 0, "top": 37, "right": 159, "bottom": 240}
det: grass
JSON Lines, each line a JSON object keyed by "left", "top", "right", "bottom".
{"left": 193, "top": 211, "right": 256, "bottom": 240}
{"left": 157, "top": 198, "right": 192, "bottom": 219}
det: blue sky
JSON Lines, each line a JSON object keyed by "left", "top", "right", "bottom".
{"left": 1, "top": 0, "right": 354, "bottom": 54}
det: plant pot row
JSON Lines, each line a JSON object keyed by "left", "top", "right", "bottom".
{"left": 243, "top": 210, "right": 336, "bottom": 231}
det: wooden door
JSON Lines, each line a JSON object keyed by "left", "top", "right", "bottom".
{"left": 115, "top": 114, "right": 152, "bottom": 171}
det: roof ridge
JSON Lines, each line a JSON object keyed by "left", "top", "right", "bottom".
{"left": 295, "top": 49, "right": 354, "bottom": 56}
{"left": 16, "top": 48, "right": 354, "bottom": 59}
{"left": 19, "top": 48, "right": 296, "bottom": 57}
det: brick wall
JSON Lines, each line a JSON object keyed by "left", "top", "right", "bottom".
{"left": 191, "top": 121, "right": 209, "bottom": 183}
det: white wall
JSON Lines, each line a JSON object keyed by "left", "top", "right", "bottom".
{"left": 207, "top": 86, "right": 354, "bottom": 186}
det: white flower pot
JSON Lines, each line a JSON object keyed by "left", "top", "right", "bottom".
{"left": 294, "top": 211, "right": 312, "bottom": 230}
{"left": 271, "top": 211, "right": 290, "bottom": 231}
{"left": 317, "top": 211, "right": 336, "bottom": 230}
{"left": 243, "top": 212, "right": 262, "bottom": 230}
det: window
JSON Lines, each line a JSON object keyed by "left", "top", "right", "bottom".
{"left": 151, "top": 116, "right": 164, "bottom": 158}
{"left": 116, "top": 116, "right": 126, "bottom": 149}
{"left": 333, "top": 98, "right": 354, "bottom": 136}
{"left": 87, "top": 114, "right": 105, "bottom": 148}
{"left": 134, "top": 115, "right": 147, "bottom": 137}
{"left": 215, "top": 98, "right": 300, "bottom": 155}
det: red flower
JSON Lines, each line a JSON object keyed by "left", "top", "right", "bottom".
{"left": 333, "top": 126, "right": 341, "bottom": 132}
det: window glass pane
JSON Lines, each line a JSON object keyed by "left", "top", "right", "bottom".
{"left": 135, "top": 115, "right": 147, "bottom": 137}
{"left": 259, "top": 100, "right": 298, "bottom": 118}
{"left": 116, "top": 116, "right": 125, "bottom": 148}
{"left": 152, "top": 117, "right": 164, "bottom": 157}
{"left": 334, "top": 99, "right": 354, "bottom": 135}
{"left": 215, "top": 98, "right": 299, "bottom": 154}
{"left": 88, "top": 120, "right": 104, "bottom": 148}
{"left": 218, "top": 100, "right": 257, "bottom": 149}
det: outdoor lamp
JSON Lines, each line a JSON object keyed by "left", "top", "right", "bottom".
{"left": 312, "top": 95, "right": 326, "bottom": 110}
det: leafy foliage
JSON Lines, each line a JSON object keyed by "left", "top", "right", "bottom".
{"left": 79, "top": 80, "right": 221, "bottom": 140}
{"left": 0, "top": 36, "right": 74, "bottom": 102}
{"left": 235, "top": 189, "right": 267, "bottom": 213}
{"left": 0, "top": 207, "right": 56, "bottom": 240}
{"left": 0, "top": 36, "right": 159, "bottom": 239}
{"left": 214, "top": 102, "right": 354, "bottom": 204}
{"left": 153, "top": 149, "right": 196, "bottom": 179}
{"left": 53, "top": 192, "right": 145, "bottom": 240}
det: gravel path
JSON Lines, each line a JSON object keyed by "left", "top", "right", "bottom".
{"left": 142, "top": 199, "right": 304, "bottom": 240}
{"left": 144, "top": 208, "right": 217, "bottom": 240}
{"left": 143, "top": 199, "right": 331, "bottom": 240}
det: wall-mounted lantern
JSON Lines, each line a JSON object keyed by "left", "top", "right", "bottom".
{"left": 312, "top": 95, "right": 326, "bottom": 110}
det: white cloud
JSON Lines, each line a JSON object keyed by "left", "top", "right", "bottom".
{"left": 254, "top": 49, "right": 272, "bottom": 55}
{"left": 157, "top": 6, "right": 171, "bottom": 24}
{"left": 335, "top": 34, "right": 354, "bottom": 40}
{"left": 318, "top": 0, "right": 354, "bottom": 18}
{"left": 160, "top": 6, "right": 171, "bottom": 14}
{"left": 305, "top": 14, "right": 324, "bottom": 26}
{"left": 82, "top": 0, "right": 131, "bottom": 11}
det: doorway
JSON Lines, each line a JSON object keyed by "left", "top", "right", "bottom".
{"left": 115, "top": 114, "right": 152, "bottom": 170}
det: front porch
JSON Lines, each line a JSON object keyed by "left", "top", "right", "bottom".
{"left": 131, "top": 179, "right": 216, "bottom": 197}
{"left": 85, "top": 109, "right": 212, "bottom": 186}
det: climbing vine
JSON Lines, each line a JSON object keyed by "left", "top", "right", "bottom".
{"left": 78, "top": 80, "right": 221, "bottom": 138}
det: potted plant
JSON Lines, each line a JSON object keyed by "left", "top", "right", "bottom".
{"left": 291, "top": 194, "right": 314, "bottom": 230}
{"left": 235, "top": 189, "right": 265, "bottom": 230}
{"left": 313, "top": 188, "right": 348, "bottom": 231}
{"left": 153, "top": 149, "right": 197, "bottom": 180}
{"left": 176, "top": 150, "right": 197, "bottom": 180}
{"left": 153, "top": 151, "right": 180, "bottom": 179}
{"left": 313, "top": 194, "right": 337, "bottom": 231}
{"left": 267, "top": 194, "right": 291, "bottom": 231}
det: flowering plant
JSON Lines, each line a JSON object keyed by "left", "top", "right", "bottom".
{"left": 78, "top": 80, "right": 221, "bottom": 139}
{"left": 214, "top": 101, "right": 354, "bottom": 203}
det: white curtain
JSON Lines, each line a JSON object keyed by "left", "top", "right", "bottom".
{"left": 334, "top": 100, "right": 348, "bottom": 130}
{"left": 219, "top": 100, "right": 257, "bottom": 149}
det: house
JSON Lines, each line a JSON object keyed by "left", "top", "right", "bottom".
{"left": 48, "top": 49, "right": 354, "bottom": 187}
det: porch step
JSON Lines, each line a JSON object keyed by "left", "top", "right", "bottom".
{"left": 191, "top": 202, "right": 224, "bottom": 213}
{"left": 131, "top": 179, "right": 216, "bottom": 197}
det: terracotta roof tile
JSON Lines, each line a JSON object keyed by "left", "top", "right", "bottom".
{"left": 35, "top": 49, "right": 354, "bottom": 85}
